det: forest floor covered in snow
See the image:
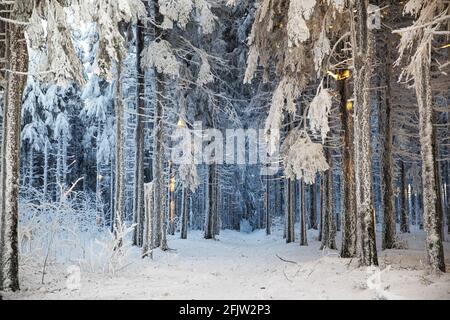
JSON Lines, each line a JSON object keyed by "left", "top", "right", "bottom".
{"left": 3, "top": 225, "right": 450, "bottom": 300}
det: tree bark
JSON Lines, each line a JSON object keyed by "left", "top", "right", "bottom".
{"left": 321, "top": 148, "right": 336, "bottom": 250}
{"left": 152, "top": 3, "right": 168, "bottom": 250}
{"left": 181, "top": 188, "right": 189, "bottom": 239}
{"left": 309, "top": 183, "right": 317, "bottom": 229}
{"left": 299, "top": 180, "right": 307, "bottom": 245}
{"left": 378, "top": 26, "right": 396, "bottom": 249}
{"left": 286, "top": 178, "right": 295, "bottom": 243}
{"left": 265, "top": 174, "right": 271, "bottom": 235}
{"left": 0, "top": 13, "right": 29, "bottom": 291}
{"left": 205, "top": 163, "right": 216, "bottom": 239}
{"left": 400, "top": 161, "right": 410, "bottom": 233}
{"left": 338, "top": 72, "right": 357, "bottom": 258}
{"left": 113, "top": 57, "right": 125, "bottom": 242}
{"left": 133, "top": 19, "right": 146, "bottom": 247}
{"left": 168, "top": 162, "right": 175, "bottom": 236}
{"left": 142, "top": 182, "right": 154, "bottom": 258}
{"left": 319, "top": 175, "right": 324, "bottom": 242}
{"left": 415, "top": 43, "right": 445, "bottom": 272}
{"left": 352, "top": 1, "right": 378, "bottom": 266}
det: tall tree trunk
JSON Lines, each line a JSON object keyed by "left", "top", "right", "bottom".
{"left": 433, "top": 125, "right": 445, "bottom": 241}
{"left": 309, "top": 183, "right": 317, "bottom": 229}
{"left": 96, "top": 120, "right": 103, "bottom": 226}
{"left": 110, "top": 159, "right": 115, "bottom": 231}
{"left": 415, "top": 43, "right": 445, "bottom": 272}
{"left": 113, "top": 58, "right": 125, "bottom": 241}
{"left": 0, "top": 13, "right": 29, "bottom": 291}
{"left": 322, "top": 148, "right": 336, "bottom": 250}
{"left": 153, "top": 72, "right": 167, "bottom": 249}
{"left": 400, "top": 161, "right": 410, "bottom": 233}
{"left": 353, "top": 1, "right": 378, "bottom": 266}
{"left": 318, "top": 175, "right": 324, "bottom": 242}
{"left": 43, "top": 140, "right": 49, "bottom": 200}
{"left": 152, "top": 3, "right": 168, "bottom": 250}
{"left": 168, "top": 161, "right": 175, "bottom": 235}
{"left": 286, "top": 178, "right": 295, "bottom": 243}
{"left": 265, "top": 174, "right": 271, "bottom": 235}
{"left": 205, "top": 163, "right": 216, "bottom": 239}
{"left": 378, "top": 26, "right": 396, "bottom": 249}
{"left": 299, "top": 180, "right": 307, "bottom": 245}
{"left": 142, "top": 182, "right": 154, "bottom": 258}
{"left": 447, "top": 160, "right": 450, "bottom": 235}
{"left": 133, "top": 20, "right": 146, "bottom": 247}
{"left": 181, "top": 188, "right": 189, "bottom": 239}
{"left": 338, "top": 71, "right": 357, "bottom": 258}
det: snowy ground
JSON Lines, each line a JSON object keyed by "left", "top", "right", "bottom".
{"left": 3, "top": 225, "right": 450, "bottom": 300}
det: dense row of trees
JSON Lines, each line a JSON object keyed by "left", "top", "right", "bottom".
{"left": 0, "top": 0, "right": 449, "bottom": 291}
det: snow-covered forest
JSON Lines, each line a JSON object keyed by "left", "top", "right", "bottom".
{"left": 0, "top": 0, "right": 449, "bottom": 300}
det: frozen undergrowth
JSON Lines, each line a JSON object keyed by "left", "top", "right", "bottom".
{"left": 17, "top": 189, "right": 136, "bottom": 285}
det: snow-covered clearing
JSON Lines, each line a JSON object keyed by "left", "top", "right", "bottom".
{"left": 4, "top": 226, "right": 450, "bottom": 300}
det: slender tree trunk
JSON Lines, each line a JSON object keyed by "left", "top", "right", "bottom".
{"left": 43, "top": 140, "right": 49, "bottom": 200}
{"left": 400, "top": 161, "right": 410, "bottom": 233}
{"left": 415, "top": 43, "right": 445, "bottom": 272}
{"left": 133, "top": 20, "right": 146, "bottom": 247}
{"left": 433, "top": 126, "right": 445, "bottom": 241}
{"left": 265, "top": 174, "right": 271, "bottom": 235}
{"left": 322, "top": 148, "right": 336, "bottom": 250}
{"left": 153, "top": 73, "right": 167, "bottom": 249}
{"left": 353, "top": 1, "right": 378, "bottom": 266}
{"left": 110, "top": 159, "right": 115, "bottom": 231}
{"left": 205, "top": 163, "right": 216, "bottom": 239}
{"left": 96, "top": 120, "right": 103, "bottom": 227}
{"left": 300, "top": 179, "right": 307, "bottom": 245}
{"left": 286, "top": 178, "right": 295, "bottom": 243}
{"left": 181, "top": 188, "right": 189, "bottom": 239}
{"left": 378, "top": 26, "right": 396, "bottom": 249}
{"left": 335, "top": 174, "right": 341, "bottom": 232}
{"left": 152, "top": 3, "right": 168, "bottom": 250}
{"left": 142, "top": 182, "right": 154, "bottom": 258}
{"left": 113, "top": 58, "right": 126, "bottom": 241}
{"left": 318, "top": 175, "right": 324, "bottom": 242}
{"left": 338, "top": 72, "right": 357, "bottom": 258}
{"left": 309, "top": 183, "right": 317, "bottom": 229}
{"left": 447, "top": 160, "right": 450, "bottom": 234}
{"left": 168, "top": 162, "right": 175, "bottom": 235}
{"left": 0, "top": 15, "right": 29, "bottom": 291}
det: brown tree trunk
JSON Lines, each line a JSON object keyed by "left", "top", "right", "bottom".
{"left": 113, "top": 56, "right": 125, "bottom": 243}
{"left": 300, "top": 180, "right": 307, "bottom": 246}
{"left": 309, "top": 183, "right": 317, "bottom": 229}
{"left": 416, "top": 43, "right": 445, "bottom": 272}
{"left": 152, "top": 3, "right": 168, "bottom": 250}
{"left": 378, "top": 24, "right": 396, "bottom": 249}
{"left": 321, "top": 148, "right": 336, "bottom": 250}
{"left": 286, "top": 178, "right": 295, "bottom": 243}
{"left": 0, "top": 11, "right": 29, "bottom": 291}
{"left": 352, "top": 0, "right": 378, "bottom": 266}
{"left": 400, "top": 161, "right": 410, "bottom": 233}
{"left": 205, "top": 163, "right": 216, "bottom": 239}
{"left": 265, "top": 174, "right": 271, "bottom": 235}
{"left": 168, "top": 161, "right": 175, "bottom": 235}
{"left": 338, "top": 76, "right": 357, "bottom": 258}
{"left": 181, "top": 188, "right": 189, "bottom": 239}
{"left": 133, "top": 19, "right": 146, "bottom": 247}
